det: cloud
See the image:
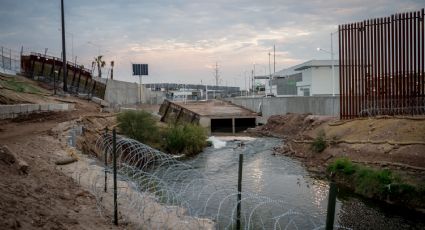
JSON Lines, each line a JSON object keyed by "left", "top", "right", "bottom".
{"left": 0, "top": 0, "right": 423, "bottom": 87}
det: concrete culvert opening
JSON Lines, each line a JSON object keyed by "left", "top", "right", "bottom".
{"left": 235, "top": 118, "right": 256, "bottom": 132}
{"left": 211, "top": 118, "right": 232, "bottom": 133}
{"left": 211, "top": 117, "right": 256, "bottom": 133}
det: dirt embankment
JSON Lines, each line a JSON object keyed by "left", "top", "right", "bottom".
{"left": 253, "top": 114, "right": 425, "bottom": 170}
{"left": 0, "top": 95, "right": 132, "bottom": 229}
{"left": 251, "top": 113, "right": 425, "bottom": 191}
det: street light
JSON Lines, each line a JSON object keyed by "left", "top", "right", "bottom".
{"left": 317, "top": 31, "right": 338, "bottom": 96}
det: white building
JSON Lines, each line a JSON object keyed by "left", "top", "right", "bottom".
{"left": 267, "top": 60, "right": 339, "bottom": 96}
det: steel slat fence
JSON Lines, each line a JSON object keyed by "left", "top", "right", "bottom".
{"left": 339, "top": 9, "right": 425, "bottom": 119}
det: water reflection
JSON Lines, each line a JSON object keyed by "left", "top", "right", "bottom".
{"left": 180, "top": 136, "right": 424, "bottom": 229}
{"left": 310, "top": 180, "right": 329, "bottom": 213}
{"left": 245, "top": 157, "right": 264, "bottom": 193}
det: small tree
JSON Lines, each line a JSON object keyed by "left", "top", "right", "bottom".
{"left": 93, "top": 55, "right": 106, "bottom": 78}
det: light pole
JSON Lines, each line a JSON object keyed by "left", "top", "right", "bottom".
{"left": 60, "top": 0, "right": 67, "bottom": 92}
{"left": 59, "top": 29, "right": 74, "bottom": 61}
{"left": 269, "top": 52, "right": 272, "bottom": 96}
{"left": 317, "top": 31, "right": 338, "bottom": 96}
{"left": 68, "top": 32, "right": 74, "bottom": 62}
{"left": 243, "top": 71, "right": 248, "bottom": 96}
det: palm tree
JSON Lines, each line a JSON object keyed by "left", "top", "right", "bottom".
{"left": 93, "top": 55, "right": 106, "bottom": 78}
{"left": 110, "top": 60, "right": 114, "bottom": 80}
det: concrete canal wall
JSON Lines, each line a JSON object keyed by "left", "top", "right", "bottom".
{"left": 227, "top": 96, "right": 339, "bottom": 123}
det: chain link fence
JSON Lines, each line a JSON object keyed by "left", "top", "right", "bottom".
{"left": 0, "top": 46, "right": 21, "bottom": 74}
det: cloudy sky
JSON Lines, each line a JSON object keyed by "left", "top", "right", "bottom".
{"left": 0, "top": 0, "right": 422, "bottom": 88}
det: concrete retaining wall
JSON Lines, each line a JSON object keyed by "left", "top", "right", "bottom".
{"left": 0, "top": 103, "right": 75, "bottom": 119}
{"left": 227, "top": 96, "right": 339, "bottom": 122}
{"left": 104, "top": 79, "right": 165, "bottom": 105}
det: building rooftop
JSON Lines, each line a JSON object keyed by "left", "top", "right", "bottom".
{"left": 274, "top": 59, "right": 339, "bottom": 77}
{"left": 293, "top": 60, "right": 339, "bottom": 71}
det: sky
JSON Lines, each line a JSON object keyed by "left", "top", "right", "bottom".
{"left": 0, "top": 0, "right": 423, "bottom": 89}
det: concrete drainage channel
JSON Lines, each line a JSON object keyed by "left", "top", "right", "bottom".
{"left": 0, "top": 103, "right": 75, "bottom": 119}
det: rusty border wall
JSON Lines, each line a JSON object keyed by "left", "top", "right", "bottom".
{"left": 339, "top": 9, "right": 425, "bottom": 119}
{"left": 21, "top": 52, "right": 106, "bottom": 99}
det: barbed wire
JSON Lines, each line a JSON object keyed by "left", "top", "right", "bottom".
{"left": 61, "top": 129, "right": 349, "bottom": 229}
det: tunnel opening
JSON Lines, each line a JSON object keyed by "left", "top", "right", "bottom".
{"left": 235, "top": 118, "right": 256, "bottom": 132}
{"left": 211, "top": 118, "right": 232, "bottom": 133}
{"left": 210, "top": 117, "right": 256, "bottom": 133}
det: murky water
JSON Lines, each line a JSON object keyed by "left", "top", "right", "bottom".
{"left": 178, "top": 137, "right": 425, "bottom": 229}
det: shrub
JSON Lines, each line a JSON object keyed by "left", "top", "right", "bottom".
{"left": 164, "top": 124, "right": 185, "bottom": 153}
{"left": 328, "top": 157, "right": 357, "bottom": 175}
{"left": 117, "top": 110, "right": 160, "bottom": 144}
{"left": 355, "top": 167, "right": 389, "bottom": 197}
{"left": 311, "top": 130, "right": 327, "bottom": 153}
{"left": 165, "top": 123, "right": 207, "bottom": 156}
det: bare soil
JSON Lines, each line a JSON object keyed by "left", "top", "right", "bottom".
{"left": 252, "top": 114, "right": 425, "bottom": 182}
{"left": 0, "top": 97, "right": 127, "bottom": 229}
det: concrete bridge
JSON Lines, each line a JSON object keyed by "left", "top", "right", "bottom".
{"left": 159, "top": 99, "right": 258, "bottom": 134}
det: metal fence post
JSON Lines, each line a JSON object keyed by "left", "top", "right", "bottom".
{"left": 236, "top": 153, "right": 243, "bottom": 230}
{"left": 9, "top": 48, "right": 12, "bottom": 70}
{"left": 104, "top": 127, "right": 108, "bottom": 192}
{"left": 325, "top": 182, "right": 337, "bottom": 230}
{"left": 112, "top": 128, "right": 118, "bottom": 225}
{"left": 1, "top": 47, "right": 4, "bottom": 70}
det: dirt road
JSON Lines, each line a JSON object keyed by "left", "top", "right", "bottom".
{"left": 0, "top": 98, "right": 126, "bottom": 229}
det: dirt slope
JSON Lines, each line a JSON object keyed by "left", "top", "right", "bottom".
{"left": 0, "top": 96, "right": 128, "bottom": 229}
{"left": 255, "top": 114, "right": 425, "bottom": 178}
{"left": 0, "top": 74, "right": 56, "bottom": 104}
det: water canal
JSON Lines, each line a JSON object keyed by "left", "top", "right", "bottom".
{"left": 175, "top": 136, "right": 425, "bottom": 229}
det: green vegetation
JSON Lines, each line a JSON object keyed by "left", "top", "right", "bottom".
{"left": 328, "top": 157, "right": 425, "bottom": 206}
{"left": 117, "top": 110, "right": 207, "bottom": 156}
{"left": 311, "top": 130, "right": 327, "bottom": 153}
{"left": 0, "top": 77, "right": 42, "bottom": 94}
{"left": 117, "top": 110, "right": 160, "bottom": 146}
{"left": 165, "top": 123, "right": 207, "bottom": 156}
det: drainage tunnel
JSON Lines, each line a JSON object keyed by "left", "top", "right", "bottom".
{"left": 211, "top": 117, "right": 256, "bottom": 133}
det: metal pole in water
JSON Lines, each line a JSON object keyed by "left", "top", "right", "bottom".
{"left": 113, "top": 128, "right": 118, "bottom": 225}
{"left": 325, "top": 182, "right": 337, "bottom": 230}
{"left": 236, "top": 153, "right": 243, "bottom": 230}
{"left": 104, "top": 127, "right": 108, "bottom": 192}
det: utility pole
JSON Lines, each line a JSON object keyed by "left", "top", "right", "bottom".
{"left": 61, "top": 0, "right": 68, "bottom": 92}
{"left": 269, "top": 52, "right": 272, "bottom": 96}
{"left": 251, "top": 69, "right": 254, "bottom": 96}
{"left": 214, "top": 62, "right": 219, "bottom": 87}
{"left": 273, "top": 45, "right": 276, "bottom": 75}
